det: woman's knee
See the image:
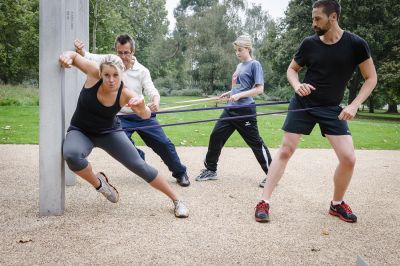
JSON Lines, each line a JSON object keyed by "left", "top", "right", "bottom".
{"left": 129, "top": 160, "right": 158, "bottom": 182}
{"left": 63, "top": 149, "right": 87, "bottom": 171}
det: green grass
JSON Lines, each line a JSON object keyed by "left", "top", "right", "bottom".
{"left": 356, "top": 109, "right": 400, "bottom": 121}
{"left": 1, "top": 96, "right": 399, "bottom": 149}
{"left": 0, "top": 106, "right": 39, "bottom": 144}
{"left": 349, "top": 120, "right": 400, "bottom": 149}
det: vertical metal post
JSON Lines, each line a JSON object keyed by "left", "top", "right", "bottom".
{"left": 39, "top": 0, "right": 89, "bottom": 215}
{"left": 64, "top": 0, "right": 89, "bottom": 186}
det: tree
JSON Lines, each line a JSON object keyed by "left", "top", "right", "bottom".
{"left": 378, "top": 46, "right": 400, "bottom": 113}
{"left": 169, "top": 0, "right": 297, "bottom": 95}
{"left": 258, "top": 0, "right": 400, "bottom": 109}
{"left": 177, "top": 0, "right": 218, "bottom": 13}
{"left": 88, "top": 0, "right": 168, "bottom": 70}
{"left": 243, "top": 4, "right": 273, "bottom": 47}
{"left": 241, "top": 4, "right": 274, "bottom": 90}
{"left": 123, "top": 0, "right": 169, "bottom": 66}
{"left": 190, "top": 5, "right": 239, "bottom": 92}
{"left": 0, "top": 0, "right": 39, "bottom": 84}
{"left": 173, "top": 1, "right": 248, "bottom": 94}
{"left": 341, "top": 0, "right": 400, "bottom": 112}
{"left": 258, "top": 0, "right": 313, "bottom": 99}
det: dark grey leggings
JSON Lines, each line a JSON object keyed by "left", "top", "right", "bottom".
{"left": 63, "top": 129, "right": 158, "bottom": 183}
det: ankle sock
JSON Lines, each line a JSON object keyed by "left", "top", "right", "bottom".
{"left": 332, "top": 200, "right": 342, "bottom": 206}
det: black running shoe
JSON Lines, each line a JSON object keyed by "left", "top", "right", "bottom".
{"left": 255, "top": 200, "right": 270, "bottom": 222}
{"left": 176, "top": 172, "right": 190, "bottom": 187}
{"left": 329, "top": 201, "right": 357, "bottom": 223}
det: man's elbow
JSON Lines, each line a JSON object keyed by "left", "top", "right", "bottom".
{"left": 372, "top": 74, "right": 378, "bottom": 87}
{"left": 257, "top": 86, "right": 264, "bottom": 95}
{"left": 287, "top": 67, "right": 295, "bottom": 78}
{"left": 253, "top": 85, "right": 264, "bottom": 96}
{"left": 366, "top": 73, "right": 378, "bottom": 89}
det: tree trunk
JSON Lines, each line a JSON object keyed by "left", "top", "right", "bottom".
{"left": 4, "top": 46, "right": 11, "bottom": 84}
{"left": 368, "top": 95, "right": 375, "bottom": 113}
{"left": 1, "top": 73, "right": 8, "bottom": 84}
{"left": 91, "top": 0, "right": 98, "bottom": 53}
{"left": 209, "top": 65, "right": 215, "bottom": 94}
{"left": 348, "top": 70, "right": 362, "bottom": 105}
{"left": 387, "top": 103, "right": 398, "bottom": 113}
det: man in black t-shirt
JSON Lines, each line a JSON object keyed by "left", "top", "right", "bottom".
{"left": 255, "top": 0, "right": 377, "bottom": 223}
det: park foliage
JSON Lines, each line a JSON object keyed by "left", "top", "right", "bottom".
{"left": 0, "top": 0, "right": 399, "bottom": 112}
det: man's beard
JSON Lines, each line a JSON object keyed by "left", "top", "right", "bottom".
{"left": 313, "top": 21, "right": 331, "bottom": 36}
{"left": 314, "top": 27, "right": 328, "bottom": 36}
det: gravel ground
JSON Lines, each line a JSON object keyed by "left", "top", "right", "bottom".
{"left": 0, "top": 145, "right": 399, "bottom": 265}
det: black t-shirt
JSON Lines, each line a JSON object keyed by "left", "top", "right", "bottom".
{"left": 70, "top": 79, "right": 123, "bottom": 134}
{"left": 294, "top": 31, "right": 370, "bottom": 106}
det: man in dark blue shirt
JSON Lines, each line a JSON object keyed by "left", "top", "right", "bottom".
{"left": 255, "top": 0, "right": 377, "bottom": 223}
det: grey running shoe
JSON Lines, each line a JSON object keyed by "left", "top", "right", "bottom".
{"left": 259, "top": 177, "right": 267, "bottom": 188}
{"left": 174, "top": 200, "right": 189, "bottom": 218}
{"left": 96, "top": 172, "right": 119, "bottom": 203}
{"left": 195, "top": 169, "right": 218, "bottom": 181}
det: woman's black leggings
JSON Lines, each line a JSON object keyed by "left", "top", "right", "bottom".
{"left": 63, "top": 129, "right": 158, "bottom": 183}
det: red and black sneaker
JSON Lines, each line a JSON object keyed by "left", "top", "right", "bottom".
{"left": 329, "top": 201, "right": 357, "bottom": 223}
{"left": 255, "top": 200, "right": 270, "bottom": 223}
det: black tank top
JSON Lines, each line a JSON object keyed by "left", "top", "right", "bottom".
{"left": 69, "top": 79, "right": 123, "bottom": 134}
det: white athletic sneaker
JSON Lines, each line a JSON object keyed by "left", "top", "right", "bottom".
{"left": 96, "top": 172, "right": 119, "bottom": 203}
{"left": 174, "top": 200, "right": 189, "bottom": 218}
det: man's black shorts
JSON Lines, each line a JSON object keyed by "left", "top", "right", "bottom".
{"left": 282, "top": 97, "right": 351, "bottom": 137}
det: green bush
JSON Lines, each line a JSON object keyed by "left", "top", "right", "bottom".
{"left": 157, "top": 87, "right": 171, "bottom": 96}
{"left": 266, "top": 85, "right": 293, "bottom": 101}
{"left": 154, "top": 76, "right": 180, "bottom": 92}
{"left": 170, "top": 88, "right": 203, "bottom": 96}
{"left": 0, "top": 98, "right": 20, "bottom": 106}
{"left": 0, "top": 85, "right": 39, "bottom": 106}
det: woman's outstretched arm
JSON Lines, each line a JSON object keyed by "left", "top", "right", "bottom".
{"left": 120, "top": 88, "right": 151, "bottom": 119}
{"left": 59, "top": 51, "right": 100, "bottom": 82}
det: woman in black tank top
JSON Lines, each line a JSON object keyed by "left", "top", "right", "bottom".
{"left": 59, "top": 51, "right": 189, "bottom": 218}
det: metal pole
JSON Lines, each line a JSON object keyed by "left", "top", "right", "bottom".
{"left": 39, "top": 0, "right": 88, "bottom": 215}
{"left": 64, "top": 0, "right": 89, "bottom": 186}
